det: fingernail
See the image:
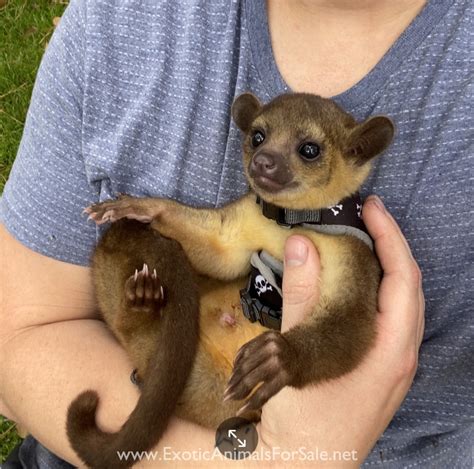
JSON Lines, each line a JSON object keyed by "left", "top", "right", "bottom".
{"left": 368, "top": 195, "right": 385, "bottom": 213}
{"left": 285, "top": 237, "right": 308, "bottom": 267}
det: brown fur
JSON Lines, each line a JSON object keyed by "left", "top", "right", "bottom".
{"left": 66, "top": 221, "right": 200, "bottom": 468}
{"left": 67, "top": 93, "right": 393, "bottom": 468}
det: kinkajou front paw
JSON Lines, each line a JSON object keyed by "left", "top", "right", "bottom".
{"left": 84, "top": 195, "right": 155, "bottom": 224}
{"left": 224, "top": 331, "right": 294, "bottom": 415}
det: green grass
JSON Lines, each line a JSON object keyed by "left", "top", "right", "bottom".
{"left": 0, "top": 0, "right": 67, "bottom": 461}
{"left": 0, "top": 416, "right": 21, "bottom": 462}
{"left": 0, "top": 0, "right": 67, "bottom": 192}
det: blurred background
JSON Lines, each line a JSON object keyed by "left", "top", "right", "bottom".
{"left": 0, "top": 0, "right": 67, "bottom": 461}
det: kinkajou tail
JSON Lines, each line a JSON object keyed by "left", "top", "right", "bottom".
{"left": 66, "top": 221, "right": 200, "bottom": 468}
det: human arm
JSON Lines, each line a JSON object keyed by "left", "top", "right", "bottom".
{"left": 0, "top": 192, "right": 423, "bottom": 469}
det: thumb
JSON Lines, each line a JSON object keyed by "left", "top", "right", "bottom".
{"left": 281, "top": 235, "right": 320, "bottom": 332}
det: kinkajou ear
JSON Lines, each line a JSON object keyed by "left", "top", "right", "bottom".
{"left": 345, "top": 116, "right": 395, "bottom": 165}
{"left": 232, "top": 92, "right": 263, "bottom": 133}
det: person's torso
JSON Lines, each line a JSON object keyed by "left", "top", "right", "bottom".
{"left": 80, "top": 1, "right": 473, "bottom": 466}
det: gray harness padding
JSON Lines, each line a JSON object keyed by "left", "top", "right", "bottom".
{"left": 302, "top": 223, "right": 374, "bottom": 251}
{"left": 251, "top": 222, "right": 373, "bottom": 292}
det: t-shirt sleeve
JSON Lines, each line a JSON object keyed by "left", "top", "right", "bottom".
{"left": 0, "top": 0, "right": 98, "bottom": 266}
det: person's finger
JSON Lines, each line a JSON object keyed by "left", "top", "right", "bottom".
{"left": 364, "top": 196, "right": 423, "bottom": 351}
{"left": 281, "top": 235, "right": 320, "bottom": 332}
{"left": 362, "top": 196, "right": 418, "bottom": 280}
{"left": 416, "top": 288, "right": 426, "bottom": 348}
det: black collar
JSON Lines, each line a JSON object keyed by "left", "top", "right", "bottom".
{"left": 256, "top": 193, "right": 368, "bottom": 234}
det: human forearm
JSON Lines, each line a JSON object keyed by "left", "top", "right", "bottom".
{"left": 0, "top": 318, "right": 138, "bottom": 465}
{"left": 0, "top": 319, "right": 270, "bottom": 468}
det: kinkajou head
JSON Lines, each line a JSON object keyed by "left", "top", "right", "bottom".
{"left": 232, "top": 92, "right": 394, "bottom": 210}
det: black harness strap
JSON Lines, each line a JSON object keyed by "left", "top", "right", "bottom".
{"left": 256, "top": 193, "right": 367, "bottom": 233}
{"left": 240, "top": 193, "right": 371, "bottom": 331}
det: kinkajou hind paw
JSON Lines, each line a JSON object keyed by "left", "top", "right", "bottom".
{"left": 124, "top": 264, "right": 166, "bottom": 314}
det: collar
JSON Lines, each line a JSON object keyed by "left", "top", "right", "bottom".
{"left": 256, "top": 193, "right": 373, "bottom": 249}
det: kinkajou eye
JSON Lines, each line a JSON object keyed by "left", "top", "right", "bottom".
{"left": 251, "top": 130, "right": 265, "bottom": 147}
{"left": 298, "top": 142, "right": 320, "bottom": 160}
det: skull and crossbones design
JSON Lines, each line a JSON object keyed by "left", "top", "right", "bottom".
{"left": 254, "top": 275, "right": 273, "bottom": 296}
{"left": 328, "top": 203, "right": 343, "bottom": 216}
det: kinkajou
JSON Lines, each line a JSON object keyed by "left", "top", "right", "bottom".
{"left": 67, "top": 92, "right": 394, "bottom": 468}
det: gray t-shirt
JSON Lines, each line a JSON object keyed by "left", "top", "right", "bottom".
{"left": 1, "top": 0, "right": 472, "bottom": 467}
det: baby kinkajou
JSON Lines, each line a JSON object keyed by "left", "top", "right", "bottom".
{"left": 67, "top": 92, "right": 394, "bottom": 468}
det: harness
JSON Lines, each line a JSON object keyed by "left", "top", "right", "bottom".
{"left": 239, "top": 193, "right": 373, "bottom": 331}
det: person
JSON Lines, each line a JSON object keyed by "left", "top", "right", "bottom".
{"left": 0, "top": 0, "right": 471, "bottom": 467}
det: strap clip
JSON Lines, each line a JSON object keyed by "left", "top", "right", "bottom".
{"left": 240, "top": 289, "right": 281, "bottom": 330}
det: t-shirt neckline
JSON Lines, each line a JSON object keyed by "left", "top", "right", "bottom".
{"left": 245, "top": 0, "right": 454, "bottom": 111}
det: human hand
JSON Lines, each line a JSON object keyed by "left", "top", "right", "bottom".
{"left": 256, "top": 195, "right": 424, "bottom": 466}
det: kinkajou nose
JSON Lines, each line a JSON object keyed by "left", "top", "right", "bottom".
{"left": 251, "top": 153, "right": 277, "bottom": 174}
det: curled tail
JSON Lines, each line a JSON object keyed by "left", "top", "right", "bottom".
{"left": 66, "top": 221, "right": 200, "bottom": 468}
{"left": 66, "top": 303, "right": 199, "bottom": 468}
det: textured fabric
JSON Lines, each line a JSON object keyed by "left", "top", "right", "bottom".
{"left": 0, "top": 0, "right": 472, "bottom": 467}
{"left": 17, "top": 436, "right": 74, "bottom": 469}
